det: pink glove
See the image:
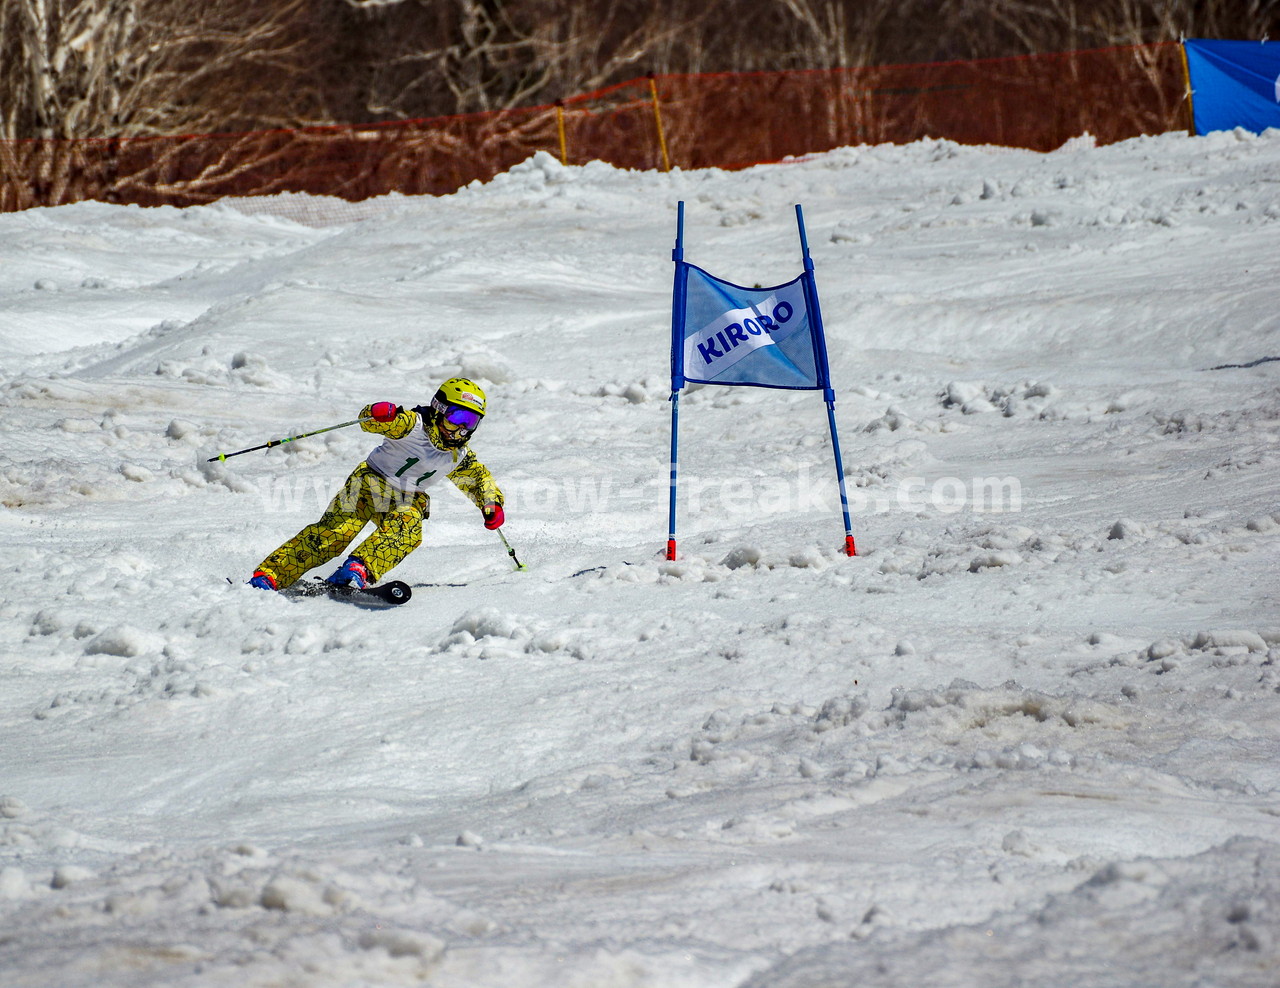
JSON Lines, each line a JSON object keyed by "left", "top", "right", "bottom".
{"left": 370, "top": 401, "right": 399, "bottom": 423}
{"left": 483, "top": 503, "right": 504, "bottom": 530}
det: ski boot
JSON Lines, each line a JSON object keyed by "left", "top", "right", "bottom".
{"left": 325, "top": 556, "right": 370, "bottom": 590}
{"left": 249, "top": 570, "right": 278, "bottom": 591}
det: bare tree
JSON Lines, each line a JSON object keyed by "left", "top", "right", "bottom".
{"left": 5, "top": 0, "right": 1280, "bottom": 138}
{"left": 911, "top": 0, "right": 1279, "bottom": 62}
{"left": 1092, "top": 0, "right": 1279, "bottom": 45}
{"left": 332, "top": 0, "right": 718, "bottom": 120}
{"left": 0, "top": 0, "right": 332, "bottom": 140}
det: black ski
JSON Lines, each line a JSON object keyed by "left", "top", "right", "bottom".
{"left": 281, "top": 577, "right": 412, "bottom": 608}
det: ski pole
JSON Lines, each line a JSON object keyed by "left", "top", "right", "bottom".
{"left": 206, "top": 418, "right": 370, "bottom": 462}
{"left": 497, "top": 529, "right": 526, "bottom": 571}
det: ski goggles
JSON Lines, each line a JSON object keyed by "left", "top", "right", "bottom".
{"left": 440, "top": 404, "right": 482, "bottom": 431}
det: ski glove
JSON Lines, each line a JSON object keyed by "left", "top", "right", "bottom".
{"left": 483, "top": 503, "right": 505, "bottom": 530}
{"left": 370, "top": 401, "right": 400, "bottom": 423}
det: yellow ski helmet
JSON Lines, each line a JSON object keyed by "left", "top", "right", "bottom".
{"left": 434, "top": 377, "right": 486, "bottom": 416}
{"left": 425, "top": 377, "right": 486, "bottom": 448}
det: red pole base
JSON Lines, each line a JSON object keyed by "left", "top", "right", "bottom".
{"left": 666, "top": 538, "right": 677, "bottom": 561}
{"left": 844, "top": 535, "right": 857, "bottom": 557}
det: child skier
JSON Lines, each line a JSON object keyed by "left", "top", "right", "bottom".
{"left": 249, "top": 377, "right": 504, "bottom": 591}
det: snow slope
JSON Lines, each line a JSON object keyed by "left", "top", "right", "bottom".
{"left": 1, "top": 128, "right": 1278, "bottom": 987}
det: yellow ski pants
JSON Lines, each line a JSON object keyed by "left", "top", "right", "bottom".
{"left": 254, "top": 463, "right": 429, "bottom": 588}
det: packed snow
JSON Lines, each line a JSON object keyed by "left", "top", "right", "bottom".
{"left": 1, "top": 127, "right": 1279, "bottom": 987}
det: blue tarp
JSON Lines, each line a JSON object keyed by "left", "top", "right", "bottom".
{"left": 1185, "top": 39, "right": 1280, "bottom": 136}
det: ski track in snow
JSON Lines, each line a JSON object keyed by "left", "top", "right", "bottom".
{"left": 1, "top": 130, "right": 1279, "bottom": 987}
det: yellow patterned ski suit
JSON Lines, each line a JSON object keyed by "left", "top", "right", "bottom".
{"left": 254, "top": 405, "right": 503, "bottom": 588}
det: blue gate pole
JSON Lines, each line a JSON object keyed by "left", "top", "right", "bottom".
{"left": 667, "top": 201, "right": 687, "bottom": 560}
{"left": 667, "top": 393, "right": 680, "bottom": 560}
{"left": 796, "top": 204, "right": 857, "bottom": 556}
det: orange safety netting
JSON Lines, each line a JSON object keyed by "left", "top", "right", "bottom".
{"left": 0, "top": 43, "right": 1189, "bottom": 213}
